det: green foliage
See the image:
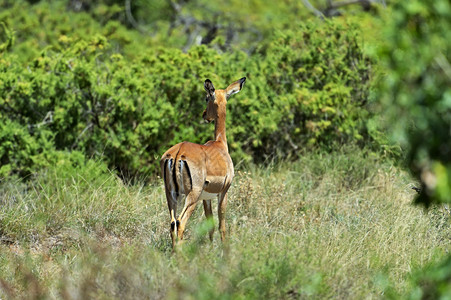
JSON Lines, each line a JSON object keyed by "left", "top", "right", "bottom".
{"left": 0, "top": 119, "right": 52, "bottom": 178}
{"left": 0, "top": 22, "right": 14, "bottom": 52}
{"left": 0, "top": 0, "right": 148, "bottom": 63}
{"left": 409, "top": 256, "right": 451, "bottom": 299}
{"left": 248, "top": 20, "right": 372, "bottom": 154}
{"left": 0, "top": 0, "right": 311, "bottom": 64}
{"left": 0, "top": 8, "right": 375, "bottom": 178}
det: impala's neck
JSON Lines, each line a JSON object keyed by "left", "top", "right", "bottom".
{"left": 214, "top": 104, "right": 228, "bottom": 150}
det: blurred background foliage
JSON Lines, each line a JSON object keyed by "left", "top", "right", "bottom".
{"left": 377, "top": 0, "right": 451, "bottom": 208}
{"left": 0, "top": 0, "right": 450, "bottom": 297}
{"left": 375, "top": 1, "right": 451, "bottom": 298}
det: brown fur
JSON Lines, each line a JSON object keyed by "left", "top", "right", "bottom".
{"left": 160, "top": 77, "right": 246, "bottom": 248}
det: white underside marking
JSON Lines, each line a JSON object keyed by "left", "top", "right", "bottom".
{"left": 199, "top": 191, "right": 219, "bottom": 201}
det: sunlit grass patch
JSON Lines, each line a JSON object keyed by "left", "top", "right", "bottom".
{"left": 0, "top": 148, "right": 449, "bottom": 299}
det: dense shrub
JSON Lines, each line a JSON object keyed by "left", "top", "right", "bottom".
{"left": 0, "top": 0, "right": 311, "bottom": 64}
{"left": 243, "top": 21, "right": 372, "bottom": 157}
{"left": 0, "top": 1, "right": 148, "bottom": 63}
{"left": 0, "top": 15, "right": 375, "bottom": 178}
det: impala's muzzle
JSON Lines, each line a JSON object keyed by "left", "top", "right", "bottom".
{"left": 203, "top": 110, "right": 213, "bottom": 123}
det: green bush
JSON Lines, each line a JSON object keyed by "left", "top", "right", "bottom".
{"left": 0, "top": 0, "right": 312, "bottom": 64}
{"left": 242, "top": 20, "right": 372, "bottom": 157}
{"left": 0, "top": 13, "right": 376, "bottom": 178}
{"left": 0, "top": 0, "right": 148, "bottom": 63}
{"left": 0, "top": 119, "right": 49, "bottom": 177}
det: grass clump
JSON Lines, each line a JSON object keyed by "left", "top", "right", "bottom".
{"left": 0, "top": 147, "right": 449, "bottom": 299}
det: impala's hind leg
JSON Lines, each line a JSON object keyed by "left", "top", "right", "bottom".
{"left": 169, "top": 201, "right": 178, "bottom": 249}
{"left": 203, "top": 200, "right": 215, "bottom": 241}
{"left": 164, "top": 183, "right": 178, "bottom": 248}
{"left": 163, "top": 157, "right": 179, "bottom": 249}
{"left": 177, "top": 189, "right": 202, "bottom": 241}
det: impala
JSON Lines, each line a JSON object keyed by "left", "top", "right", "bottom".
{"left": 160, "top": 77, "right": 246, "bottom": 248}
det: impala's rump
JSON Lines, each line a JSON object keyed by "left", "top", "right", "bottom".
{"left": 161, "top": 142, "right": 195, "bottom": 199}
{"left": 161, "top": 141, "right": 232, "bottom": 197}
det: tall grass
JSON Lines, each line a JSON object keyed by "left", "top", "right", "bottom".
{"left": 0, "top": 148, "right": 449, "bottom": 299}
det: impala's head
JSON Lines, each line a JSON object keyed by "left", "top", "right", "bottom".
{"left": 203, "top": 77, "right": 246, "bottom": 123}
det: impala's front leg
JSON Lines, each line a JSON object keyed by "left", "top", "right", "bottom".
{"left": 203, "top": 200, "right": 215, "bottom": 241}
{"left": 218, "top": 192, "right": 228, "bottom": 242}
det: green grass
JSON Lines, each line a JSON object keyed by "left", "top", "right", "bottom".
{"left": 0, "top": 148, "right": 450, "bottom": 299}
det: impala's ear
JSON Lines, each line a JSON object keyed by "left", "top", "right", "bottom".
{"left": 204, "top": 79, "right": 215, "bottom": 97}
{"left": 225, "top": 77, "right": 246, "bottom": 99}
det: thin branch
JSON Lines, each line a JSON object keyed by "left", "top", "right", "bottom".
{"left": 168, "top": 0, "right": 262, "bottom": 53}
{"left": 304, "top": 0, "right": 386, "bottom": 18}
{"left": 332, "top": 0, "right": 386, "bottom": 7}
{"left": 71, "top": 123, "right": 93, "bottom": 150}
{"left": 124, "top": 0, "right": 150, "bottom": 35}
{"left": 301, "top": 0, "right": 325, "bottom": 19}
{"left": 435, "top": 53, "right": 451, "bottom": 81}
{"left": 27, "top": 111, "right": 53, "bottom": 130}
{"left": 125, "top": 0, "right": 140, "bottom": 30}
{"left": 332, "top": 0, "right": 371, "bottom": 8}
{"left": 328, "top": 0, "right": 387, "bottom": 11}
